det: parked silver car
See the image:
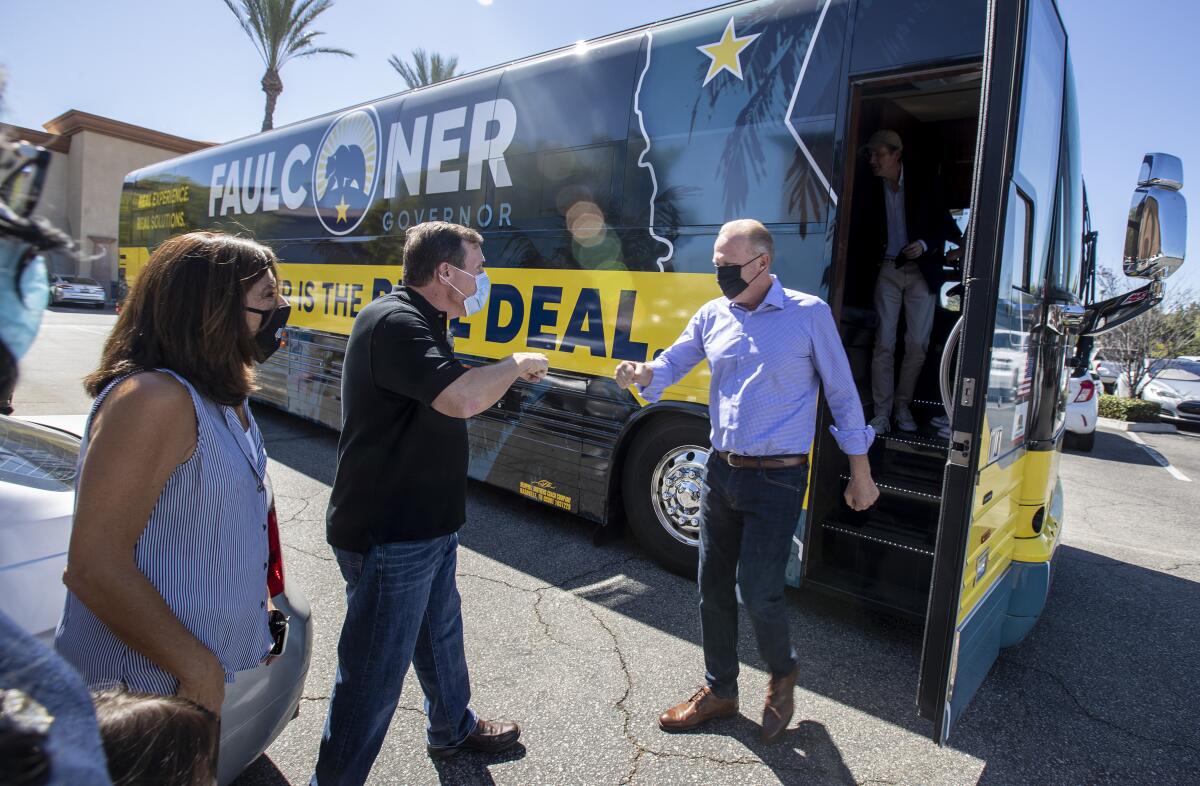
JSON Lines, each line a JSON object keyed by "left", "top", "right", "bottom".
{"left": 50, "top": 275, "right": 107, "bottom": 308}
{"left": 1139, "top": 359, "right": 1200, "bottom": 425}
{"left": 0, "top": 414, "right": 312, "bottom": 785}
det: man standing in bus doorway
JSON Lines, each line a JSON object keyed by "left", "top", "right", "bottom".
{"left": 860, "top": 129, "right": 949, "bottom": 434}
{"left": 614, "top": 219, "right": 880, "bottom": 742}
{"left": 314, "top": 222, "right": 549, "bottom": 785}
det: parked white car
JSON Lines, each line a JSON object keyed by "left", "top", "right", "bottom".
{"left": 1092, "top": 358, "right": 1123, "bottom": 394}
{"left": 50, "top": 275, "right": 107, "bottom": 308}
{"left": 1139, "top": 359, "right": 1200, "bottom": 426}
{"left": 0, "top": 414, "right": 313, "bottom": 785}
{"left": 1064, "top": 371, "right": 1099, "bottom": 451}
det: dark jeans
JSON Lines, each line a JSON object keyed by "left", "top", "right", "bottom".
{"left": 311, "top": 534, "right": 477, "bottom": 786}
{"left": 699, "top": 456, "right": 807, "bottom": 698}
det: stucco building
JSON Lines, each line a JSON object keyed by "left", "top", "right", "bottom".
{"left": 2, "top": 110, "right": 208, "bottom": 293}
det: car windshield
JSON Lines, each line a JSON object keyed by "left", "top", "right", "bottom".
{"left": 0, "top": 417, "right": 80, "bottom": 492}
{"left": 1155, "top": 368, "right": 1200, "bottom": 383}
{"left": 1151, "top": 361, "right": 1200, "bottom": 382}
{"left": 62, "top": 276, "right": 99, "bottom": 285}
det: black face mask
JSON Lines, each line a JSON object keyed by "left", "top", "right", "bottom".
{"left": 246, "top": 303, "right": 291, "bottom": 362}
{"left": 716, "top": 253, "right": 765, "bottom": 299}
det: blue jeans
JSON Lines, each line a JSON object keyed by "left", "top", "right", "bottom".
{"left": 311, "top": 534, "right": 477, "bottom": 786}
{"left": 699, "top": 457, "right": 806, "bottom": 698}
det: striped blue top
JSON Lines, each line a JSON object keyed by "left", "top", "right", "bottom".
{"left": 56, "top": 369, "right": 274, "bottom": 694}
{"left": 642, "top": 276, "right": 875, "bottom": 456}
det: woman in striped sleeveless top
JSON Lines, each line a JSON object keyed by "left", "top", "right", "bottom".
{"left": 56, "top": 231, "right": 290, "bottom": 716}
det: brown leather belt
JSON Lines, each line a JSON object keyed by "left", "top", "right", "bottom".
{"left": 714, "top": 451, "right": 808, "bottom": 469}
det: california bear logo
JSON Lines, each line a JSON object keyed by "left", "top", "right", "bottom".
{"left": 314, "top": 107, "right": 380, "bottom": 235}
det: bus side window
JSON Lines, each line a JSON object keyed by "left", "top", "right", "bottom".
{"left": 1008, "top": 186, "right": 1034, "bottom": 293}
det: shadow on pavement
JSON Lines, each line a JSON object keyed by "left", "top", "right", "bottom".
{"left": 255, "top": 406, "right": 1200, "bottom": 784}
{"left": 961, "top": 544, "right": 1200, "bottom": 785}
{"left": 231, "top": 754, "right": 290, "bottom": 785}
{"left": 257, "top": 407, "right": 338, "bottom": 487}
{"left": 1064, "top": 429, "right": 1160, "bottom": 464}
{"left": 46, "top": 304, "right": 115, "bottom": 314}
{"left": 429, "top": 742, "right": 526, "bottom": 785}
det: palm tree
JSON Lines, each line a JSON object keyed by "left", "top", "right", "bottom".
{"left": 389, "top": 49, "right": 459, "bottom": 90}
{"left": 223, "top": 0, "right": 354, "bottom": 132}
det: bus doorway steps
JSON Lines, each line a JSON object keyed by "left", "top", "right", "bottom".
{"left": 809, "top": 507, "right": 935, "bottom": 619}
{"left": 804, "top": 536, "right": 931, "bottom": 621}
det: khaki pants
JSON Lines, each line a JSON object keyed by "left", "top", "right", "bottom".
{"left": 872, "top": 260, "right": 935, "bottom": 416}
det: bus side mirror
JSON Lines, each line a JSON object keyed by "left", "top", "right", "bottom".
{"left": 1124, "top": 153, "right": 1186, "bottom": 279}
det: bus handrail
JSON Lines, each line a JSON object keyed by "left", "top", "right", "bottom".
{"left": 940, "top": 316, "right": 965, "bottom": 419}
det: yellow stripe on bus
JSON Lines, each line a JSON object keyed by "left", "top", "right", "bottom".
{"left": 120, "top": 249, "right": 717, "bottom": 404}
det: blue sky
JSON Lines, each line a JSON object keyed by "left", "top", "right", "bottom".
{"left": 2, "top": 0, "right": 1196, "bottom": 293}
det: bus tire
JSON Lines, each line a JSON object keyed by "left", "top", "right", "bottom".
{"left": 622, "top": 415, "right": 710, "bottom": 578}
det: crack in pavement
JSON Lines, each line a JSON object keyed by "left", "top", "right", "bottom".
{"left": 458, "top": 556, "right": 643, "bottom": 650}
{"left": 1161, "top": 561, "right": 1200, "bottom": 573}
{"left": 1007, "top": 659, "right": 1200, "bottom": 756}
{"left": 580, "top": 602, "right": 812, "bottom": 783}
{"left": 460, "top": 559, "right": 818, "bottom": 779}
{"left": 275, "top": 496, "right": 313, "bottom": 526}
{"left": 456, "top": 572, "right": 570, "bottom": 646}
{"left": 285, "top": 542, "right": 335, "bottom": 563}
{"left": 583, "top": 605, "right": 640, "bottom": 785}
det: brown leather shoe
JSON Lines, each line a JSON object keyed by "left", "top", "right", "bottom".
{"left": 761, "top": 666, "right": 798, "bottom": 742}
{"left": 426, "top": 718, "right": 521, "bottom": 759}
{"left": 658, "top": 687, "right": 738, "bottom": 731}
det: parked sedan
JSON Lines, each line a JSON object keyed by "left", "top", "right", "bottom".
{"left": 0, "top": 414, "right": 312, "bottom": 785}
{"left": 50, "top": 275, "right": 107, "bottom": 308}
{"left": 1140, "top": 360, "right": 1200, "bottom": 426}
{"left": 1092, "top": 358, "right": 1124, "bottom": 394}
{"left": 1064, "top": 371, "right": 1099, "bottom": 451}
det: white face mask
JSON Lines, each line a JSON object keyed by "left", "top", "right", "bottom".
{"left": 443, "top": 265, "right": 491, "bottom": 317}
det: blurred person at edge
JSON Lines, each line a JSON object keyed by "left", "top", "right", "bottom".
{"left": 0, "top": 136, "right": 111, "bottom": 785}
{"left": 55, "top": 232, "right": 290, "bottom": 723}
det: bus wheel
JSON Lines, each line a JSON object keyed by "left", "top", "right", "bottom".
{"left": 622, "top": 416, "right": 710, "bottom": 577}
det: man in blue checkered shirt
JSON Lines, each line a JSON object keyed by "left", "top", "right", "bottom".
{"left": 615, "top": 219, "right": 879, "bottom": 742}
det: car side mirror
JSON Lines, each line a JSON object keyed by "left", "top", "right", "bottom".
{"left": 1124, "top": 153, "right": 1186, "bottom": 279}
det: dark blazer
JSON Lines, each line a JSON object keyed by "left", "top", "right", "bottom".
{"left": 851, "top": 166, "right": 950, "bottom": 294}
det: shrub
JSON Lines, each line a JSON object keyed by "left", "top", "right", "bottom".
{"left": 1098, "top": 395, "right": 1161, "bottom": 422}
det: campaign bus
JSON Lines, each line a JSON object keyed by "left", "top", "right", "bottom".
{"left": 117, "top": 0, "right": 1187, "bottom": 742}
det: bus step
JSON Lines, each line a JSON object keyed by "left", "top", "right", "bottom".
{"left": 840, "top": 473, "right": 941, "bottom": 506}
{"left": 820, "top": 519, "right": 935, "bottom": 557}
{"left": 870, "top": 433, "right": 947, "bottom": 488}
{"left": 834, "top": 493, "right": 939, "bottom": 548}
{"left": 807, "top": 520, "right": 934, "bottom": 619}
{"left": 878, "top": 430, "right": 948, "bottom": 455}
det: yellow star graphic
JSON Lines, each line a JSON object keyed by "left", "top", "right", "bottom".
{"left": 335, "top": 195, "right": 349, "bottom": 223}
{"left": 697, "top": 17, "right": 760, "bottom": 87}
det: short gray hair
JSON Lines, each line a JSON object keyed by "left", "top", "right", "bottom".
{"left": 718, "top": 219, "right": 774, "bottom": 257}
{"left": 401, "top": 221, "right": 484, "bottom": 286}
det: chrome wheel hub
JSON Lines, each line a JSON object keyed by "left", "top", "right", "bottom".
{"left": 650, "top": 444, "right": 709, "bottom": 546}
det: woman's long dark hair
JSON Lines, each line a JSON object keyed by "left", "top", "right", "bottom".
{"left": 92, "top": 689, "right": 218, "bottom": 786}
{"left": 84, "top": 232, "right": 278, "bottom": 405}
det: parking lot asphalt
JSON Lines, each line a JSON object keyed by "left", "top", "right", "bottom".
{"left": 229, "top": 412, "right": 1200, "bottom": 786}
{"left": 14, "top": 308, "right": 1200, "bottom": 785}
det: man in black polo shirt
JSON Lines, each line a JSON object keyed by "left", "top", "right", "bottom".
{"left": 313, "top": 222, "right": 548, "bottom": 785}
